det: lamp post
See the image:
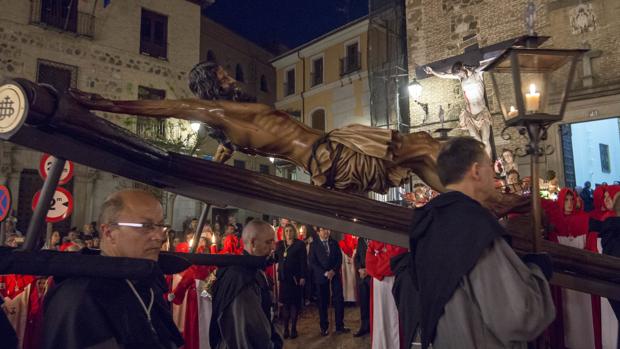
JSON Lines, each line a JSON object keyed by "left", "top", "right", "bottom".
{"left": 484, "top": 35, "right": 587, "bottom": 251}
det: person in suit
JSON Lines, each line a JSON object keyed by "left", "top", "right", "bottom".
{"left": 353, "top": 237, "right": 370, "bottom": 337}
{"left": 308, "top": 227, "right": 350, "bottom": 336}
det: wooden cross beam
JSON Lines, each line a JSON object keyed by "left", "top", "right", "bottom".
{"left": 1, "top": 79, "right": 620, "bottom": 298}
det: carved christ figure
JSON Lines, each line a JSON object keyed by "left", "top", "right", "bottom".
{"left": 69, "top": 61, "right": 444, "bottom": 195}
{"left": 425, "top": 62, "right": 493, "bottom": 157}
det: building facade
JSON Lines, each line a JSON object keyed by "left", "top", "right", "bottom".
{"left": 405, "top": 0, "right": 620, "bottom": 187}
{"left": 270, "top": 17, "right": 371, "bottom": 182}
{"left": 0, "top": 0, "right": 277, "bottom": 237}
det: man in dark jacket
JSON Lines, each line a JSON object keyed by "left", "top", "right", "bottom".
{"left": 43, "top": 190, "right": 183, "bottom": 349}
{"left": 209, "top": 219, "right": 282, "bottom": 349}
{"left": 308, "top": 227, "right": 350, "bottom": 336}
{"left": 353, "top": 237, "right": 370, "bottom": 337}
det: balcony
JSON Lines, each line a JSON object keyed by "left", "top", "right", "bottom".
{"left": 30, "top": 0, "right": 95, "bottom": 38}
{"left": 339, "top": 53, "right": 362, "bottom": 76}
{"left": 137, "top": 117, "right": 167, "bottom": 140}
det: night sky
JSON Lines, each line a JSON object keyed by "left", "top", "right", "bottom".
{"left": 204, "top": 0, "right": 368, "bottom": 51}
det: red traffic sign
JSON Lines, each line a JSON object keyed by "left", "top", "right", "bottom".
{"left": 32, "top": 187, "right": 74, "bottom": 223}
{"left": 39, "top": 154, "right": 74, "bottom": 185}
{"left": 0, "top": 185, "right": 11, "bottom": 222}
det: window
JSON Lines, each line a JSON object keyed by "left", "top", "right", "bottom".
{"left": 285, "top": 69, "right": 295, "bottom": 96}
{"left": 312, "top": 57, "right": 324, "bottom": 87}
{"left": 206, "top": 50, "right": 217, "bottom": 62}
{"left": 259, "top": 164, "right": 270, "bottom": 174}
{"left": 311, "top": 109, "right": 326, "bottom": 131}
{"left": 36, "top": 59, "right": 77, "bottom": 93}
{"left": 140, "top": 9, "right": 168, "bottom": 59}
{"left": 235, "top": 64, "right": 244, "bottom": 82}
{"left": 340, "top": 41, "right": 361, "bottom": 76}
{"left": 40, "top": 0, "right": 77, "bottom": 33}
{"left": 234, "top": 160, "right": 245, "bottom": 169}
{"left": 260, "top": 75, "right": 268, "bottom": 92}
{"left": 600, "top": 143, "right": 610, "bottom": 173}
{"left": 137, "top": 86, "right": 166, "bottom": 138}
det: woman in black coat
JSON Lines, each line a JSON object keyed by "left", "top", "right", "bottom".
{"left": 274, "top": 224, "right": 307, "bottom": 339}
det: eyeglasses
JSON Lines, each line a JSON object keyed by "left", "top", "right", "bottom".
{"left": 110, "top": 222, "right": 171, "bottom": 233}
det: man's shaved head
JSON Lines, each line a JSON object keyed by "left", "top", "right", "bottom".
{"left": 242, "top": 219, "right": 275, "bottom": 257}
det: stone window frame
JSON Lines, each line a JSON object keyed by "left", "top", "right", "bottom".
{"left": 309, "top": 107, "right": 326, "bottom": 131}
{"left": 36, "top": 58, "right": 78, "bottom": 93}
{"left": 260, "top": 75, "right": 268, "bottom": 92}
{"left": 310, "top": 53, "right": 325, "bottom": 88}
{"left": 235, "top": 64, "right": 245, "bottom": 82}
{"left": 140, "top": 8, "right": 168, "bottom": 60}
{"left": 284, "top": 66, "right": 296, "bottom": 97}
{"left": 341, "top": 36, "right": 361, "bottom": 76}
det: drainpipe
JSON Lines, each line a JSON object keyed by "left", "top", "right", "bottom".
{"left": 298, "top": 51, "right": 306, "bottom": 124}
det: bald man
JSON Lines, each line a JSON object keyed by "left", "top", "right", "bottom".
{"left": 43, "top": 190, "right": 184, "bottom": 349}
{"left": 209, "top": 219, "right": 283, "bottom": 349}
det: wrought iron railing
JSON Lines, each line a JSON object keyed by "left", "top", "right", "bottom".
{"left": 30, "top": 0, "right": 95, "bottom": 38}
{"left": 339, "top": 52, "right": 362, "bottom": 76}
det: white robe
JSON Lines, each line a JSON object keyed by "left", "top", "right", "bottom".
{"left": 3, "top": 282, "right": 30, "bottom": 348}
{"left": 196, "top": 279, "right": 213, "bottom": 349}
{"left": 598, "top": 238, "right": 619, "bottom": 349}
{"left": 371, "top": 276, "right": 400, "bottom": 349}
{"left": 557, "top": 235, "right": 596, "bottom": 349}
{"left": 342, "top": 250, "right": 357, "bottom": 303}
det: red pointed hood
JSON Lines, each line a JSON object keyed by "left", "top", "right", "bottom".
{"left": 557, "top": 188, "right": 577, "bottom": 215}
{"left": 593, "top": 184, "right": 609, "bottom": 211}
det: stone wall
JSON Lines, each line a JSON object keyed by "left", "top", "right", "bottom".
{"left": 406, "top": 0, "right": 620, "bottom": 184}
{"left": 0, "top": 0, "right": 202, "bottom": 231}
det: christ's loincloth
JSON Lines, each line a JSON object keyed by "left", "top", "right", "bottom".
{"left": 459, "top": 107, "right": 492, "bottom": 134}
{"left": 307, "top": 124, "right": 410, "bottom": 194}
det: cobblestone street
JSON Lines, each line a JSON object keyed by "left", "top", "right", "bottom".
{"left": 277, "top": 304, "right": 371, "bottom": 349}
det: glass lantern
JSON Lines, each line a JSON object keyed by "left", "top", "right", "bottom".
{"left": 484, "top": 40, "right": 587, "bottom": 127}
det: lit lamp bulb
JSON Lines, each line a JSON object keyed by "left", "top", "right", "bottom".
{"left": 525, "top": 83, "right": 540, "bottom": 112}
{"left": 269, "top": 157, "right": 275, "bottom": 163}
{"left": 190, "top": 122, "right": 201, "bottom": 132}
{"left": 408, "top": 80, "right": 422, "bottom": 101}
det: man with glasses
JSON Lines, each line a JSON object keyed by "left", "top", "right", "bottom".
{"left": 43, "top": 189, "right": 184, "bottom": 349}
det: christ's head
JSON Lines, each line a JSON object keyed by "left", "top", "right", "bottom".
{"left": 189, "top": 61, "right": 240, "bottom": 101}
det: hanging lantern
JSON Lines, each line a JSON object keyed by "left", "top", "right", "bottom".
{"left": 484, "top": 36, "right": 587, "bottom": 127}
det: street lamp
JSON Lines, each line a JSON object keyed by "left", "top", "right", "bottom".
{"left": 407, "top": 78, "right": 428, "bottom": 118}
{"left": 485, "top": 37, "right": 586, "bottom": 127}
{"left": 484, "top": 35, "right": 587, "bottom": 251}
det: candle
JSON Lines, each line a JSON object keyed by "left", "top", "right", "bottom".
{"left": 508, "top": 105, "right": 518, "bottom": 118}
{"left": 525, "top": 83, "right": 540, "bottom": 112}
{"left": 210, "top": 235, "right": 217, "bottom": 254}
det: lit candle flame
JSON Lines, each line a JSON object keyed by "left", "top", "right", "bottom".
{"left": 529, "top": 83, "right": 537, "bottom": 94}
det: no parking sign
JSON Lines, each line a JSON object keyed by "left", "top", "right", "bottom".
{"left": 0, "top": 185, "right": 11, "bottom": 222}
{"left": 39, "top": 154, "right": 74, "bottom": 185}
{"left": 32, "top": 187, "right": 73, "bottom": 223}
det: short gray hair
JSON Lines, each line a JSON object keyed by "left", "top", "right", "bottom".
{"left": 242, "top": 219, "right": 274, "bottom": 245}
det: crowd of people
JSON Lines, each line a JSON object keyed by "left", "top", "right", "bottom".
{"left": 0, "top": 136, "right": 619, "bottom": 349}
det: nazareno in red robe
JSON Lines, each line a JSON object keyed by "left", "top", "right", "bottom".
{"left": 365, "top": 241, "right": 407, "bottom": 348}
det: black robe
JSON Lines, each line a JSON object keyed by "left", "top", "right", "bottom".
{"left": 409, "top": 191, "right": 502, "bottom": 349}
{"left": 209, "top": 255, "right": 283, "bottom": 349}
{"left": 43, "top": 268, "right": 183, "bottom": 349}
{"left": 390, "top": 252, "right": 419, "bottom": 349}
{"left": 0, "top": 302, "right": 18, "bottom": 349}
